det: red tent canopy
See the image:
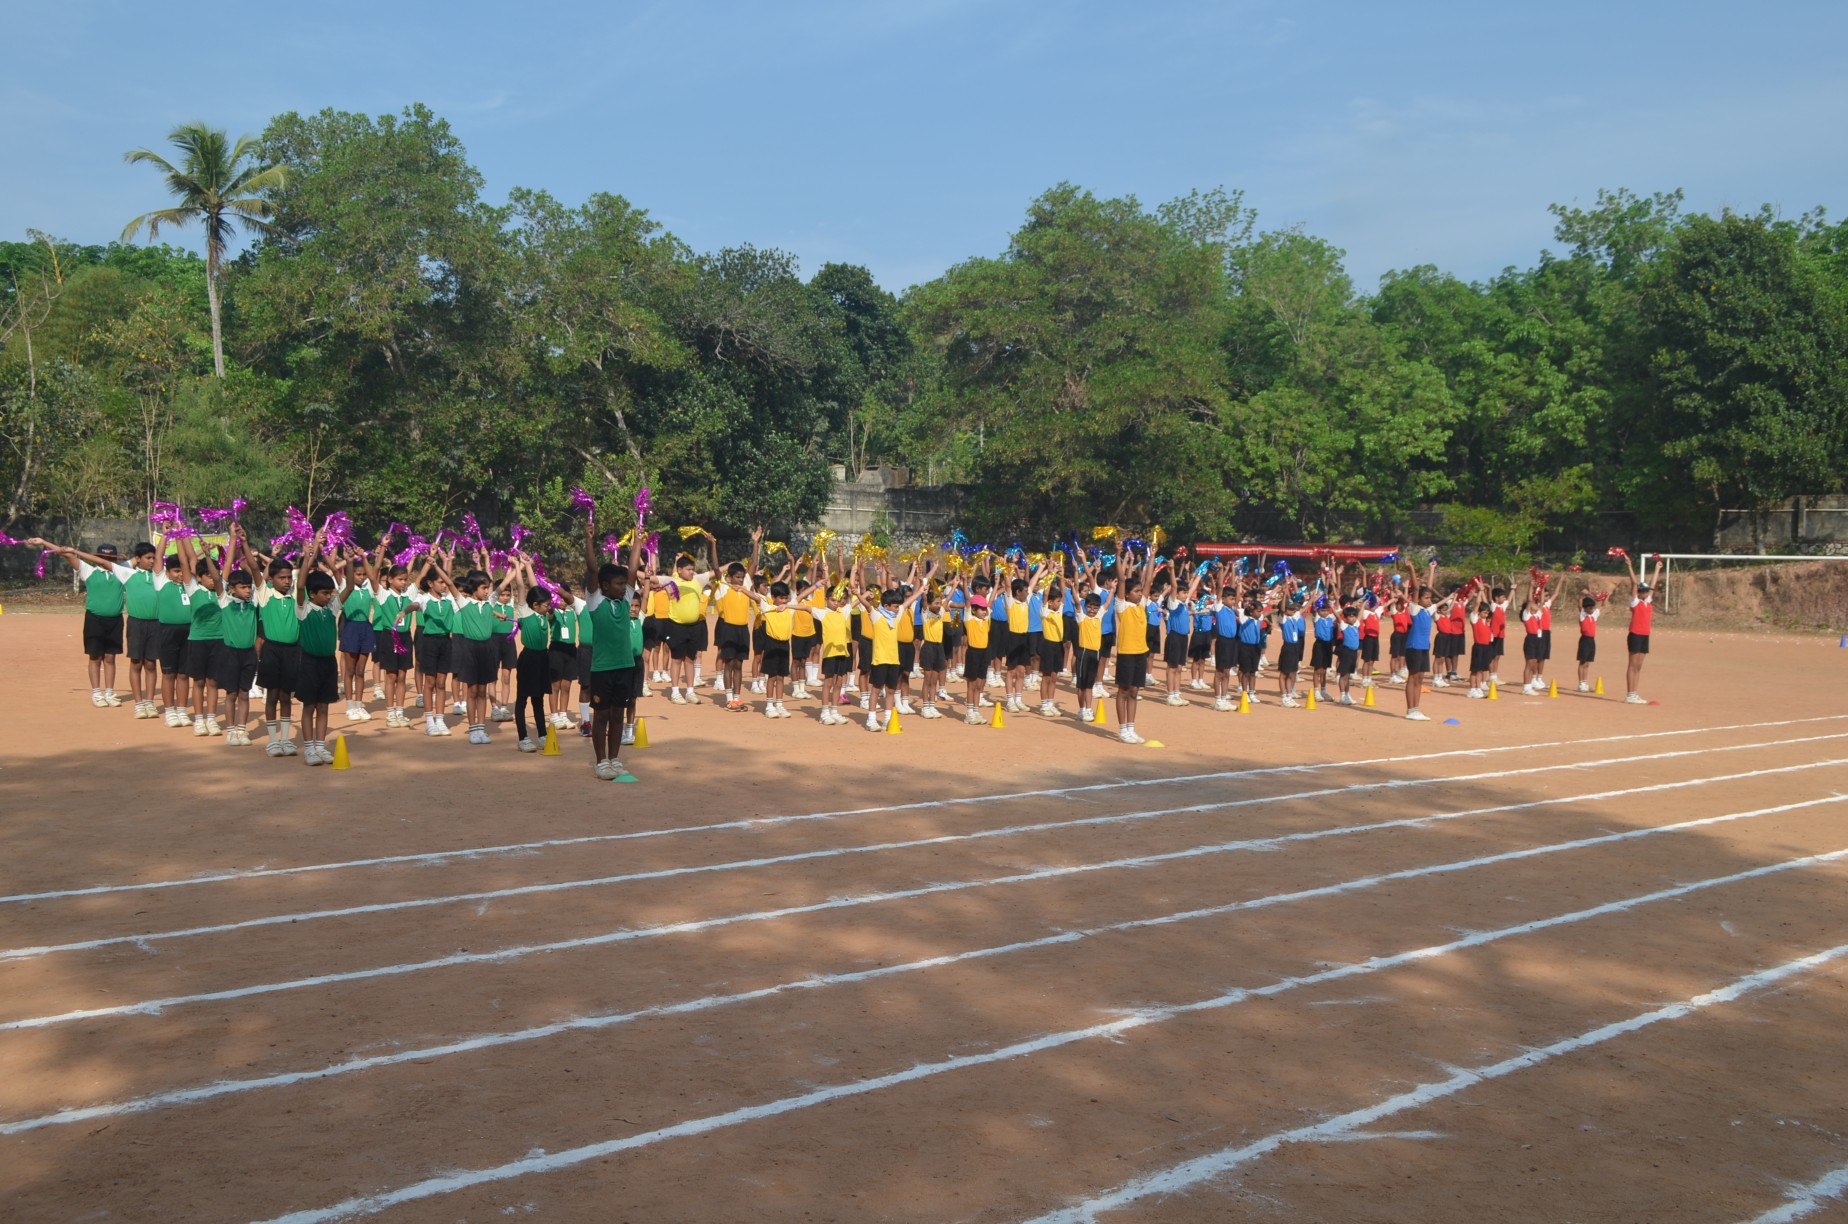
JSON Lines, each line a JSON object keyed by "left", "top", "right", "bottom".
{"left": 1190, "top": 543, "right": 1402, "bottom": 562}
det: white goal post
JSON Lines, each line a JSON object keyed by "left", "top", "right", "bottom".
{"left": 1643, "top": 552, "right": 1848, "bottom": 614}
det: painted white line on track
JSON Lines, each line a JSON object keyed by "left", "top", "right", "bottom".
{"left": 7, "top": 715, "right": 1841, "bottom": 907}
{"left": 8, "top": 739, "right": 1844, "bottom": 963}
{"left": 247, "top": 908, "right": 1848, "bottom": 1221}
{"left": 1019, "top": 946, "right": 1848, "bottom": 1224}
{"left": 6, "top": 809, "right": 1844, "bottom": 1136}
{"left": 1741, "top": 1162, "right": 1848, "bottom": 1223}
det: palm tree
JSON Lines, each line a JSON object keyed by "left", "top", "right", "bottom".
{"left": 121, "top": 123, "right": 288, "bottom": 377}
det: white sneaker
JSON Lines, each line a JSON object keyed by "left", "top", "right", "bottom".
{"left": 280, "top": 739, "right": 299, "bottom": 757}
{"left": 91, "top": 692, "right": 109, "bottom": 708}
{"left": 415, "top": 692, "right": 424, "bottom": 707}
{"left": 426, "top": 719, "right": 443, "bottom": 737}
{"left": 595, "top": 758, "right": 619, "bottom": 780}
{"left": 1406, "top": 709, "right": 1431, "bottom": 721}
{"left": 490, "top": 704, "right": 511, "bottom": 722}
{"left": 1039, "top": 701, "right": 1058, "bottom": 717}
{"left": 519, "top": 737, "right": 538, "bottom": 753}
{"left": 1119, "top": 728, "right": 1145, "bottom": 745}
{"left": 1625, "top": 693, "right": 1647, "bottom": 705}
{"left": 372, "top": 683, "right": 385, "bottom": 701}
{"left": 669, "top": 689, "right": 688, "bottom": 704}
{"left": 1466, "top": 687, "right": 1485, "bottom": 699}
{"left": 1431, "top": 677, "right": 1450, "bottom": 689}
{"left": 749, "top": 678, "right": 766, "bottom": 694}
{"left": 265, "top": 740, "right": 285, "bottom": 757}
{"left": 1246, "top": 693, "right": 1261, "bottom": 706}
{"left": 791, "top": 682, "right": 809, "bottom": 699}
{"left": 1165, "top": 691, "right": 1185, "bottom": 706}
{"left": 897, "top": 696, "right": 916, "bottom": 715}
{"left": 865, "top": 714, "right": 881, "bottom": 732}
{"left": 250, "top": 684, "right": 265, "bottom": 700}
{"left": 1080, "top": 706, "right": 1095, "bottom": 722}
{"left": 1097, "top": 687, "right": 1113, "bottom": 699}
{"left": 1578, "top": 682, "right": 1592, "bottom": 693}
{"left": 192, "top": 718, "right": 209, "bottom": 737}
{"left": 859, "top": 693, "right": 871, "bottom": 710}
{"left": 965, "top": 709, "right": 985, "bottom": 725}
{"left": 978, "top": 695, "right": 994, "bottom": 708}
{"left": 1338, "top": 694, "right": 1354, "bottom": 706}
{"left": 436, "top": 717, "right": 453, "bottom": 736}
{"left": 103, "top": 691, "right": 123, "bottom": 707}
{"left": 921, "top": 704, "right": 942, "bottom": 719}
{"left": 1489, "top": 673, "right": 1501, "bottom": 686}
{"left": 1279, "top": 695, "right": 1296, "bottom": 708}
{"left": 451, "top": 701, "right": 466, "bottom": 717}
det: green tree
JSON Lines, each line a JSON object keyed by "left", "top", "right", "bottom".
{"left": 121, "top": 124, "right": 288, "bottom": 378}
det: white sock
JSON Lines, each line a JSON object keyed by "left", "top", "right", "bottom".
{"left": 92, "top": 688, "right": 103, "bottom": 700}
{"left": 579, "top": 701, "right": 591, "bottom": 722}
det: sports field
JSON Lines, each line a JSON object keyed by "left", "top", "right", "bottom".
{"left": 2, "top": 609, "right": 1845, "bottom": 1223}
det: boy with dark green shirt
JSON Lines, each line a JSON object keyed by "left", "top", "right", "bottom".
{"left": 294, "top": 531, "right": 341, "bottom": 766}
{"left": 583, "top": 517, "right": 644, "bottom": 780}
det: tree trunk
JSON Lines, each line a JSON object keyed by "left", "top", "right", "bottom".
{"left": 206, "top": 241, "right": 225, "bottom": 378}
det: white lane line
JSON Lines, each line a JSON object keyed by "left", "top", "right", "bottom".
{"left": 1020, "top": 947, "right": 1848, "bottom": 1224}
{"left": 8, "top": 739, "right": 1843, "bottom": 963}
{"left": 248, "top": 903, "right": 1848, "bottom": 1221}
{"left": 7, "top": 715, "right": 1840, "bottom": 907}
{"left": 6, "top": 803, "right": 1843, "bottom": 1136}
{"left": 4, "top": 780, "right": 1839, "bottom": 1033}
{"left": 1743, "top": 1162, "right": 1848, "bottom": 1223}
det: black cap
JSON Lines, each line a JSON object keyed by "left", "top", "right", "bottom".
{"left": 96, "top": 544, "right": 120, "bottom": 557}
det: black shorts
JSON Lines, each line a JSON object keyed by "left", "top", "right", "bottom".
{"left": 1523, "top": 635, "right": 1546, "bottom": 661}
{"left": 295, "top": 651, "right": 340, "bottom": 705}
{"left": 752, "top": 622, "right": 770, "bottom": 654}
{"left": 453, "top": 636, "right": 501, "bottom": 687}
{"left": 1361, "top": 637, "right": 1379, "bottom": 663}
{"left": 989, "top": 624, "right": 1014, "bottom": 660}
{"left": 256, "top": 640, "right": 301, "bottom": 693}
{"left": 942, "top": 621, "right": 963, "bottom": 650}
{"left": 1099, "top": 631, "right": 1116, "bottom": 659}
{"left": 185, "top": 638, "right": 222, "bottom": 682}
{"left": 1471, "top": 642, "right": 1495, "bottom": 673}
{"left": 576, "top": 643, "right": 594, "bottom": 687}
{"left": 1577, "top": 636, "right": 1597, "bottom": 664}
{"left": 1114, "top": 651, "right": 1150, "bottom": 689}
{"left": 1437, "top": 631, "right": 1462, "bottom": 658}
{"left": 856, "top": 638, "right": 874, "bottom": 673}
{"left": 792, "top": 633, "right": 818, "bottom": 661}
{"left": 1491, "top": 637, "right": 1506, "bottom": 659}
{"left": 1389, "top": 630, "right": 1406, "bottom": 657}
{"left": 1214, "top": 636, "right": 1238, "bottom": 671}
{"left": 126, "top": 615, "right": 160, "bottom": 661}
{"left": 587, "top": 665, "right": 637, "bottom": 711}
{"left": 962, "top": 645, "right": 990, "bottom": 676}
{"left": 1538, "top": 630, "right": 1552, "bottom": 661}
{"left": 920, "top": 641, "right": 948, "bottom": 672}
{"left": 1038, "top": 636, "right": 1065, "bottom": 675}
{"left": 549, "top": 646, "right": 578, "bottom": 684}
{"left": 1073, "top": 647, "right": 1100, "bottom": 691}
{"left": 1238, "top": 641, "right": 1262, "bottom": 674}
{"left": 1337, "top": 645, "right": 1358, "bottom": 676}
{"left": 516, "top": 648, "right": 553, "bottom": 700}
{"left": 1404, "top": 647, "right": 1431, "bottom": 674}
{"left": 498, "top": 634, "right": 518, "bottom": 668}
{"left": 83, "top": 610, "right": 125, "bottom": 657}
{"left": 762, "top": 644, "right": 791, "bottom": 678}
{"left": 715, "top": 620, "right": 751, "bottom": 662}
{"left": 666, "top": 620, "right": 704, "bottom": 661}
{"left": 822, "top": 654, "right": 852, "bottom": 678}
{"left": 898, "top": 641, "right": 916, "bottom": 672}
{"left": 869, "top": 662, "right": 902, "bottom": 689}
{"left": 1310, "top": 639, "right": 1334, "bottom": 670}
{"left": 157, "top": 623, "right": 191, "bottom": 674}
{"left": 1278, "top": 640, "right": 1304, "bottom": 675}
{"left": 213, "top": 644, "right": 258, "bottom": 692}
{"left": 1188, "top": 631, "right": 1212, "bottom": 661}
{"left": 1162, "top": 631, "right": 1190, "bottom": 668}
{"left": 374, "top": 629, "right": 415, "bottom": 671}
{"left": 1627, "top": 632, "right": 1650, "bottom": 655}
{"left": 1145, "top": 623, "right": 1162, "bottom": 654}
{"left": 643, "top": 616, "right": 668, "bottom": 648}
{"left": 416, "top": 633, "right": 453, "bottom": 676}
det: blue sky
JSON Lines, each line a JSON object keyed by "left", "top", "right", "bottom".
{"left": 6, "top": 0, "right": 1846, "bottom": 294}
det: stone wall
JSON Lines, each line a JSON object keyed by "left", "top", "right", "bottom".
{"left": 1715, "top": 496, "right": 1848, "bottom": 554}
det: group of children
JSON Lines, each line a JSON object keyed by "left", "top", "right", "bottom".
{"left": 27, "top": 512, "right": 1668, "bottom": 778}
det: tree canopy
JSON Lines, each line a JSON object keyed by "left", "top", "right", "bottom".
{"left": 5, "top": 104, "right": 1846, "bottom": 558}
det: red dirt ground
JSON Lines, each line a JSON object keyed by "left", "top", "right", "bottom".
{"left": 1, "top": 605, "right": 1845, "bottom": 1223}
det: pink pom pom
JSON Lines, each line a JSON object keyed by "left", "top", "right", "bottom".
{"left": 569, "top": 487, "right": 597, "bottom": 520}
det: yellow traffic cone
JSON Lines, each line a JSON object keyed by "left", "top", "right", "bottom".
{"left": 1363, "top": 683, "right": 1376, "bottom": 708}
{"left": 886, "top": 708, "right": 903, "bottom": 734}
{"left": 991, "top": 702, "right": 1005, "bottom": 729}
{"left": 1305, "top": 689, "right": 1317, "bottom": 710}
{"left": 1594, "top": 677, "right": 1604, "bottom": 696}
{"left": 541, "top": 725, "right": 561, "bottom": 755}
{"left": 632, "top": 717, "right": 649, "bottom": 748}
{"left": 1237, "top": 691, "right": 1251, "bottom": 714}
{"left": 1094, "top": 696, "right": 1107, "bottom": 724}
{"left": 1488, "top": 679, "right": 1499, "bottom": 701}
{"left": 1548, "top": 680, "right": 1558, "bottom": 698}
{"left": 330, "top": 735, "right": 350, "bottom": 770}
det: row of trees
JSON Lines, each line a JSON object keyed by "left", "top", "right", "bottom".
{"left": 5, "top": 104, "right": 1846, "bottom": 557}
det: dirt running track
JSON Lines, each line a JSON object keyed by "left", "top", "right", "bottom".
{"left": 1, "top": 607, "right": 1846, "bottom": 1223}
